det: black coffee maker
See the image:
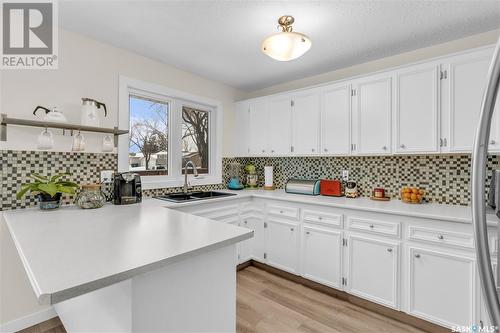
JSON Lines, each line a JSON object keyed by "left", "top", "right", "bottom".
{"left": 113, "top": 172, "right": 142, "bottom": 205}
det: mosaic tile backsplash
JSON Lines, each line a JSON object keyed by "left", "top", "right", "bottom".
{"left": 1, "top": 150, "right": 499, "bottom": 210}
{"left": 227, "top": 155, "right": 500, "bottom": 206}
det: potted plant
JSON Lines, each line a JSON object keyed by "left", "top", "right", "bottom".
{"left": 16, "top": 173, "right": 79, "bottom": 210}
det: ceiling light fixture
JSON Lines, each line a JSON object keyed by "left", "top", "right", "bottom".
{"left": 262, "top": 15, "right": 311, "bottom": 62}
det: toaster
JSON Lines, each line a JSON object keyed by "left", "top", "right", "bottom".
{"left": 320, "top": 179, "right": 343, "bottom": 197}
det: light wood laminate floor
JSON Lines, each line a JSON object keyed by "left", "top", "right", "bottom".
{"left": 19, "top": 266, "right": 428, "bottom": 333}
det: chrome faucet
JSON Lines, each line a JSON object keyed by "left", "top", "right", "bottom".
{"left": 183, "top": 159, "right": 199, "bottom": 194}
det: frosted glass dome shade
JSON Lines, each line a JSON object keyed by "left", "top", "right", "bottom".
{"left": 262, "top": 32, "right": 311, "bottom": 61}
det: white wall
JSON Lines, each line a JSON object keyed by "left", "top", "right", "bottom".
{"left": 243, "top": 29, "right": 500, "bottom": 99}
{"left": 0, "top": 28, "right": 244, "bottom": 328}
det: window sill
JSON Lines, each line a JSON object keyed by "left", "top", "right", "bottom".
{"left": 140, "top": 175, "right": 223, "bottom": 190}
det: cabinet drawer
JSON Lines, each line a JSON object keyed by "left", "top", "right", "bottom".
{"left": 267, "top": 204, "right": 299, "bottom": 220}
{"left": 347, "top": 216, "right": 400, "bottom": 238}
{"left": 302, "top": 209, "right": 342, "bottom": 228}
{"left": 408, "top": 226, "right": 474, "bottom": 249}
{"left": 192, "top": 204, "right": 239, "bottom": 220}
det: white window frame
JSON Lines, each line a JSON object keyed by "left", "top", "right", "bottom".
{"left": 118, "top": 76, "right": 223, "bottom": 190}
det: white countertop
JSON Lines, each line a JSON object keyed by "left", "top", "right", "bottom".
{"left": 3, "top": 203, "right": 252, "bottom": 305}
{"left": 154, "top": 189, "right": 498, "bottom": 225}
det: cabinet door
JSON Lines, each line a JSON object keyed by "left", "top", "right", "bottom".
{"left": 395, "top": 64, "right": 439, "bottom": 153}
{"left": 233, "top": 101, "right": 249, "bottom": 156}
{"left": 408, "top": 247, "right": 475, "bottom": 328}
{"left": 354, "top": 75, "right": 392, "bottom": 155}
{"left": 240, "top": 216, "right": 265, "bottom": 262}
{"left": 292, "top": 91, "right": 320, "bottom": 155}
{"left": 248, "top": 101, "right": 268, "bottom": 155}
{"left": 267, "top": 96, "right": 292, "bottom": 155}
{"left": 321, "top": 84, "right": 351, "bottom": 155}
{"left": 266, "top": 218, "right": 298, "bottom": 273}
{"left": 479, "top": 262, "right": 497, "bottom": 329}
{"left": 346, "top": 234, "right": 399, "bottom": 308}
{"left": 302, "top": 226, "right": 342, "bottom": 288}
{"left": 445, "top": 48, "right": 499, "bottom": 152}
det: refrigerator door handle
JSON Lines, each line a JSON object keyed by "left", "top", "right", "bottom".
{"left": 472, "top": 36, "right": 500, "bottom": 331}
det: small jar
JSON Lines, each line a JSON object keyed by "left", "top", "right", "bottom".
{"left": 75, "top": 184, "right": 106, "bottom": 209}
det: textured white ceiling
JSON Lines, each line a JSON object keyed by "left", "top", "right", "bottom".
{"left": 59, "top": 1, "right": 500, "bottom": 91}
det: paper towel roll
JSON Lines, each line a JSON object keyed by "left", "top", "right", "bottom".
{"left": 264, "top": 166, "right": 273, "bottom": 188}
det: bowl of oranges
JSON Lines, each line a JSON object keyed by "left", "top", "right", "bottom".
{"left": 400, "top": 187, "right": 425, "bottom": 204}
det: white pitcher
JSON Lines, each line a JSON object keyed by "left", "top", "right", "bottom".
{"left": 81, "top": 98, "right": 107, "bottom": 127}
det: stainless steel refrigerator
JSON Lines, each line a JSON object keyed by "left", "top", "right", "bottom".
{"left": 472, "top": 36, "right": 500, "bottom": 332}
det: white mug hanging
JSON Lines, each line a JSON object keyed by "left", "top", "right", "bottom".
{"left": 72, "top": 131, "right": 85, "bottom": 152}
{"left": 102, "top": 135, "right": 114, "bottom": 152}
{"left": 37, "top": 128, "right": 54, "bottom": 150}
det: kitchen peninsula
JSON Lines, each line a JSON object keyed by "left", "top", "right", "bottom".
{"left": 4, "top": 202, "right": 253, "bottom": 333}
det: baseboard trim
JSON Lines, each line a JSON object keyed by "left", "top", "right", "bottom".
{"left": 250, "top": 260, "right": 449, "bottom": 333}
{"left": 0, "top": 307, "right": 57, "bottom": 333}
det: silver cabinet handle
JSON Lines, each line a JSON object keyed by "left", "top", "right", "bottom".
{"left": 438, "top": 234, "right": 444, "bottom": 240}
{"left": 382, "top": 146, "right": 387, "bottom": 150}
{"left": 369, "top": 224, "right": 374, "bottom": 228}
{"left": 400, "top": 144, "right": 406, "bottom": 149}
{"left": 440, "top": 138, "right": 443, "bottom": 147}
{"left": 244, "top": 220, "right": 248, "bottom": 224}
{"left": 262, "top": 149, "right": 266, "bottom": 153}
{"left": 443, "top": 138, "right": 447, "bottom": 147}
{"left": 490, "top": 140, "right": 497, "bottom": 145}
{"left": 318, "top": 216, "right": 323, "bottom": 220}
{"left": 290, "top": 227, "right": 294, "bottom": 231}
{"left": 414, "top": 254, "right": 421, "bottom": 258}
{"left": 387, "top": 248, "right": 393, "bottom": 253}
{"left": 271, "top": 150, "right": 275, "bottom": 153}
{"left": 324, "top": 148, "right": 328, "bottom": 152}
{"left": 311, "top": 148, "right": 315, "bottom": 152}
{"left": 306, "top": 231, "right": 310, "bottom": 235}
{"left": 280, "top": 210, "right": 284, "bottom": 214}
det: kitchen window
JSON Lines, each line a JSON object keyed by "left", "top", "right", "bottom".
{"left": 129, "top": 94, "right": 169, "bottom": 176}
{"left": 118, "top": 76, "right": 222, "bottom": 189}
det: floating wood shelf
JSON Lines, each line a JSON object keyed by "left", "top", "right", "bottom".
{"left": 0, "top": 113, "right": 128, "bottom": 146}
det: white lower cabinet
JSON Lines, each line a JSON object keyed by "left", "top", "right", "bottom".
{"left": 239, "top": 215, "right": 265, "bottom": 263}
{"left": 174, "top": 199, "right": 484, "bottom": 330}
{"left": 346, "top": 234, "right": 399, "bottom": 309}
{"left": 407, "top": 246, "right": 476, "bottom": 328}
{"left": 265, "top": 218, "right": 299, "bottom": 274}
{"left": 301, "top": 225, "right": 342, "bottom": 288}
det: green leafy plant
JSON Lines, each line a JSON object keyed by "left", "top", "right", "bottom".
{"left": 16, "top": 173, "right": 79, "bottom": 199}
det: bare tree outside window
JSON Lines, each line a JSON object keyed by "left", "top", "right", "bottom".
{"left": 129, "top": 95, "right": 169, "bottom": 175}
{"left": 182, "top": 106, "right": 209, "bottom": 174}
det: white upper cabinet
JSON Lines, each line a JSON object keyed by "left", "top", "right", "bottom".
{"left": 320, "top": 83, "right": 351, "bottom": 155}
{"left": 267, "top": 96, "right": 292, "bottom": 155}
{"left": 353, "top": 74, "right": 392, "bottom": 155}
{"left": 233, "top": 101, "right": 249, "bottom": 156}
{"left": 395, "top": 63, "right": 440, "bottom": 153}
{"left": 248, "top": 100, "right": 268, "bottom": 155}
{"left": 292, "top": 90, "right": 320, "bottom": 155}
{"left": 236, "top": 45, "right": 498, "bottom": 157}
{"left": 442, "top": 47, "right": 499, "bottom": 152}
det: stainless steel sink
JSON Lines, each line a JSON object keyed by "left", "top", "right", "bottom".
{"left": 154, "top": 191, "right": 236, "bottom": 203}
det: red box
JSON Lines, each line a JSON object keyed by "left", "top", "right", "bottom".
{"left": 320, "top": 179, "right": 342, "bottom": 197}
